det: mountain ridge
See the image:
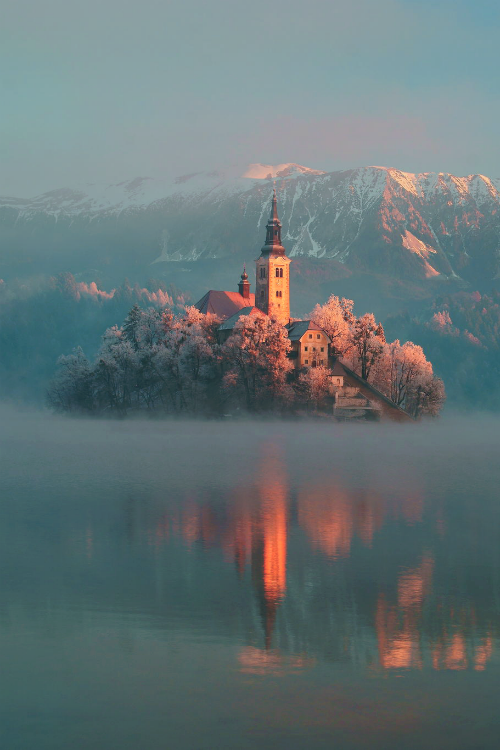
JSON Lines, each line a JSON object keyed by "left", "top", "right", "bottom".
{"left": 2, "top": 163, "right": 500, "bottom": 309}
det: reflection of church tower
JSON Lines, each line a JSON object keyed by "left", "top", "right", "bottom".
{"left": 255, "top": 189, "right": 291, "bottom": 324}
{"left": 251, "top": 448, "right": 288, "bottom": 649}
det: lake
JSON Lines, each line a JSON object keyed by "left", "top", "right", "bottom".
{"left": 1, "top": 409, "right": 499, "bottom": 749}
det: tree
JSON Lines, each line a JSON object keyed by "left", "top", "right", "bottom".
{"left": 223, "top": 314, "right": 292, "bottom": 410}
{"left": 372, "top": 339, "right": 445, "bottom": 416}
{"left": 46, "top": 347, "right": 94, "bottom": 412}
{"left": 406, "top": 375, "right": 446, "bottom": 417}
{"left": 310, "top": 295, "right": 354, "bottom": 357}
{"left": 93, "top": 326, "right": 139, "bottom": 414}
{"left": 150, "top": 307, "right": 220, "bottom": 413}
{"left": 122, "top": 304, "right": 143, "bottom": 350}
{"left": 351, "top": 313, "right": 385, "bottom": 380}
{"left": 297, "top": 366, "right": 331, "bottom": 410}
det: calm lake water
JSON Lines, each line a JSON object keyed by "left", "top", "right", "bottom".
{"left": 1, "top": 409, "right": 500, "bottom": 749}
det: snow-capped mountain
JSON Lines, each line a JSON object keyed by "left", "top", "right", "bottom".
{"left": 2, "top": 163, "right": 500, "bottom": 297}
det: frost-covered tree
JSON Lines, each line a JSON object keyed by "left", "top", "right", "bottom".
{"left": 297, "top": 366, "right": 332, "bottom": 410}
{"left": 148, "top": 307, "right": 220, "bottom": 413}
{"left": 172, "top": 307, "right": 220, "bottom": 411}
{"left": 47, "top": 347, "right": 95, "bottom": 412}
{"left": 372, "top": 340, "right": 445, "bottom": 417}
{"left": 350, "top": 313, "right": 386, "bottom": 380}
{"left": 223, "top": 314, "right": 292, "bottom": 410}
{"left": 310, "top": 295, "right": 354, "bottom": 357}
{"left": 122, "top": 304, "right": 143, "bottom": 350}
{"left": 93, "top": 326, "right": 139, "bottom": 414}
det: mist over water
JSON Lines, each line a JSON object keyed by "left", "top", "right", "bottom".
{"left": 1, "top": 408, "right": 500, "bottom": 749}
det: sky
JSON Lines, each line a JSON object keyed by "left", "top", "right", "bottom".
{"left": 1, "top": 0, "right": 500, "bottom": 196}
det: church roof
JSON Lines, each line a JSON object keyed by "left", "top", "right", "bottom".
{"left": 286, "top": 320, "right": 330, "bottom": 342}
{"left": 194, "top": 290, "right": 256, "bottom": 319}
{"left": 330, "top": 359, "right": 346, "bottom": 377}
{"left": 218, "top": 306, "right": 263, "bottom": 331}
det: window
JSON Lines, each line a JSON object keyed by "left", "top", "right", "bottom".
{"left": 260, "top": 290, "right": 264, "bottom": 298}
{"left": 275, "top": 267, "right": 283, "bottom": 278}
{"left": 260, "top": 267, "right": 266, "bottom": 279}
{"left": 275, "top": 290, "right": 282, "bottom": 298}
{"left": 320, "top": 360, "right": 324, "bottom": 365}
{"left": 304, "top": 346, "right": 308, "bottom": 351}
{"left": 304, "top": 359, "right": 309, "bottom": 365}
{"left": 317, "top": 334, "right": 320, "bottom": 339}
{"left": 321, "top": 347, "right": 324, "bottom": 352}
{"left": 308, "top": 334, "right": 312, "bottom": 339}
{"left": 313, "top": 347, "right": 316, "bottom": 351}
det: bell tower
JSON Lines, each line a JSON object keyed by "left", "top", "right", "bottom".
{"left": 255, "top": 189, "right": 291, "bottom": 324}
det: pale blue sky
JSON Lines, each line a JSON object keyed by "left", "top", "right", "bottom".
{"left": 1, "top": 0, "right": 499, "bottom": 195}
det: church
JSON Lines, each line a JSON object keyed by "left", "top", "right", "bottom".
{"left": 195, "top": 190, "right": 413, "bottom": 422}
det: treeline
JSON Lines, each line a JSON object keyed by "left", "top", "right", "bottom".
{"left": 47, "top": 298, "right": 444, "bottom": 417}
{"left": 0, "top": 273, "right": 187, "bottom": 401}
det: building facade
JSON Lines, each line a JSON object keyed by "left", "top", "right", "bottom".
{"left": 286, "top": 320, "right": 331, "bottom": 369}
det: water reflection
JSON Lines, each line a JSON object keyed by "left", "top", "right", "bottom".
{"left": 376, "top": 557, "right": 433, "bottom": 670}
{"left": 143, "top": 444, "right": 498, "bottom": 673}
{"left": 238, "top": 646, "right": 315, "bottom": 675}
{"left": 2, "top": 417, "right": 499, "bottom": 681}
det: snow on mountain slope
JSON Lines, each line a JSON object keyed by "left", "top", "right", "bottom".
{"left": 2, "top": 164, "right": 500, "bottom": 286}
{"left": 241, "top": 163, "right": 326, "bottom": 179}
{"left": 2, "top": 164, "right": 325, "bottom": 218}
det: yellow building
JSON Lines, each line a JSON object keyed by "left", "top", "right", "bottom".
{"left": 286, "top": 320, "right": 331, "bottom": 369}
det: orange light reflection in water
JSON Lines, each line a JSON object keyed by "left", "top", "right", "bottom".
{"left": 259, "top": 453, "right": 288, "bottom": 606}
{"left": 376, "top": 557, "right": 433, "bottom": 670}
{"left": 238, "top": 646, "right": 315, "bottom": 675}
{"left": 151, "top": 457, "right": 495, "bottom": 672}
{"left": 298, "top": 486, "right": 385, "bottom": 559}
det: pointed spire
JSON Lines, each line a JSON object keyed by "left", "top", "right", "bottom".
{"left": 270, "top": 187, "right": 279, "bottom": 222}
{"left": 261, "top": 188, "right": 285, "bottom": 256}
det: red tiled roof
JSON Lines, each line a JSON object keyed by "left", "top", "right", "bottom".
{"left": 194, "top": 290, "right": 256, "bottom": 319}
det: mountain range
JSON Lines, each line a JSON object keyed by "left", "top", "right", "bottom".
{"left": 2, "top": 163, "right": 500, "bottom": 316}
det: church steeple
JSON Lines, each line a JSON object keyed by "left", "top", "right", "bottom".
{"left": 261, "top": 188, "right": 286, "bottom": 256}
{"left": 255, "top": 189, "right": 291, "bottom": 323}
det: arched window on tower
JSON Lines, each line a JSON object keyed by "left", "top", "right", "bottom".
{"left": 275, "top": 268, "right": 283, "bottom": 278}
{"left": 260, "top": 267, "right": 266, "bottom": 279}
